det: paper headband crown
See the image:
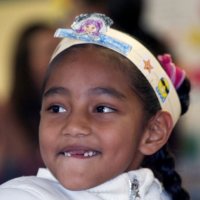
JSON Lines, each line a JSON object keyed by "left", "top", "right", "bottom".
{"left": 51, "top": 13, "right": 182, "bottom": 126}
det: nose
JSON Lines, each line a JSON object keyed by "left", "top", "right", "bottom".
{"left": 61, "top": 111, "right": 92, "bottom": 137}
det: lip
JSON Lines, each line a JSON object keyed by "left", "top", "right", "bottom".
{"left": 58, "top": 145, "right": 101, "bottom": 159}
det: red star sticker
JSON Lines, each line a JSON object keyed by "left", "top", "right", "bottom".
{"left": 144, "top": 59, "right": 153, "bottom": 73}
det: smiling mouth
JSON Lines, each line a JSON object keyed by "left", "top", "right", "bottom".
{"left": 60, "top": 149, "right": 101, "bottom": 158}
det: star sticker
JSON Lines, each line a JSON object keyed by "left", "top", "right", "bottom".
{"left": 144, "top": 59, "right": 153, "bottom": 73}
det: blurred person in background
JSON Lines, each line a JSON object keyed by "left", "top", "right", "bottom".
{"left": 0, "top": 22, "right": 59, "bottom": 183}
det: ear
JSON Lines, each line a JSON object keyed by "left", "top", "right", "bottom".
{"left": 139, "top": 111, "right": 173, "bottom": 155}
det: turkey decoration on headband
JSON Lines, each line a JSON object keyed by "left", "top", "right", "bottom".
{"left": 51, "top": 13, "right": 186, "bottom": 126}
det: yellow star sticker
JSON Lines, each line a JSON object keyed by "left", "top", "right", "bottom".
{"left": 144, "top": 59, "right": 153, "bottom": 73}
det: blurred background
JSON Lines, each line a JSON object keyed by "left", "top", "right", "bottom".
{"left": 0, "top": 0, "right": 199, "bottom": 199}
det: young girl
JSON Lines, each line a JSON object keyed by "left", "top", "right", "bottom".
{"left": 0, "top": 13, "right": 190, "bottom": 200}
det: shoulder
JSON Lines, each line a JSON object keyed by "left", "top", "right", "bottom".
{"left": 0, "top": 176, "right": 42, "bottom": 200}
{"left": 128, "top": 168, "right": 171, "bottom": 200}
{"left": 0, "top": 175, "right": 66, "bottom": 200}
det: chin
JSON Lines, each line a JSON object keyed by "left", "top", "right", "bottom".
{"left": 59, "top": 179, "right": 98, "bottom": 191}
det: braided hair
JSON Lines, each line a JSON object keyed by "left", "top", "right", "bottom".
{"left": 104, "top": 45, "right": 191, "bottom": 199}
{"left": 92, "top": 45, "right": 191, "bottom": 199}
{"left": 141, "top": 77, "right": 191, "bottom": 200}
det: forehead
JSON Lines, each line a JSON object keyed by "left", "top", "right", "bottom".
{"left": 49, "top": 44, "right": 132, "bottom": 74}
{"left": 48, "top": 46, "right": 126, "bottom": 80}
{"left": 43, "top": 45, "right": 136, "bottom": 96}
{"left": 54, "top": 44, "right": 135, "bottom": 71}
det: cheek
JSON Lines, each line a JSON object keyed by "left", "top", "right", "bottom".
{"left": 39, "top": 119, "right": 56, "bottom": 162}
{"left": 100, "top": 124, "right": 141, "bottom": 165}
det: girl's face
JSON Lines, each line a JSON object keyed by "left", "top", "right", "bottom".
{"left": 39, "top": 47, "right": 147, "bottom": 190}
{"left": 83, "top": 23, "right": 97, "bottom": 34}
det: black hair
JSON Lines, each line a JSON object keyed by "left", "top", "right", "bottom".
{"left": 43, "top": 44, "right": 190, "bottom": 199}
{"left": 141, "top": 77, "right": 191, "bottom": 200}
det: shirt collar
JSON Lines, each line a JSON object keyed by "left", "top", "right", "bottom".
{"left": 37, "top": 168, "right": 168, "bottom": 200}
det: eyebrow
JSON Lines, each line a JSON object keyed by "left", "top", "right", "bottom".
{"left": 43, "top": 87, "right": 69, "bottom": 98}
{"left": 43, "top": 86, "right": 126, "bottom": 100}
{"left": 88, "top": 87, "right": 126, "bottom": 100}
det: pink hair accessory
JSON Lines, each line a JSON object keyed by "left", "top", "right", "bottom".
{"left": 158, "top": 54, "right": 185, "bottom": 90}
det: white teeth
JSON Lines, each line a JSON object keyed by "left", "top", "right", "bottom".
{"left": 84, "top": 151, "right": 96, "bottom": 157}
{"left": 63, "top": 151, "right": 97, "bottom": 157}
{"left": 84, "top": 152, "right": 89, "bottom": 157}
{"left": 88, "top": 151, "right": 94, "bottom": 156}
{"left": 64, "top": 152, "right": 71, "bottom": 157}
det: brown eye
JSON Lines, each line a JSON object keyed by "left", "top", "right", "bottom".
{"left": 47, "top": 105, "right": 66, "bottom": 113}
{"left": 96, "top": 106, "right": 115, "bottom": 113}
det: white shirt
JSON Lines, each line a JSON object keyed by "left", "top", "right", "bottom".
{"left": 0, "top": 168, "right": 170, "bottom": 200}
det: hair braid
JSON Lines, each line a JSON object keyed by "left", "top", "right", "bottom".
{"left": 142, "top": 145, "right": 190, "bottom": 199}
{"left": 141, "top": 75, "right": 191, "bottom": 200}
